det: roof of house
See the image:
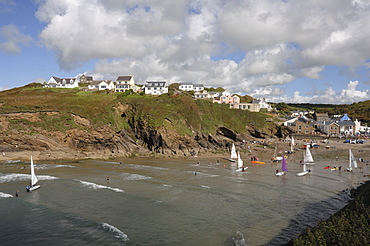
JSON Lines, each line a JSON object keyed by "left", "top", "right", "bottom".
{"left": 193, "top": 84, "right": 204, "bottom": 87}
{"left": 116, "top": 76, "right": 132, "bottom": 81}
{"left": 51, "top": 76, "right": 76, "bottom": 84}
{"left": 145, "top": 81, "right": 166, "bottom": 87}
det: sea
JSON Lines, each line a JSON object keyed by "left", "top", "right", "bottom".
{"left": 0, "top": 151, "right": 368, "bottom": 246}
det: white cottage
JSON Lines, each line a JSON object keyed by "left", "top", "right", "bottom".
{"left": 46, "top": 76, "right": 79, "bottom": 88}
{"left": 144, "top": 81, "right": 168, "bottom": 95}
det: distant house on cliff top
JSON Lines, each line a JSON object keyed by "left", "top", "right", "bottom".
{"left": 143, "top": 81, "right": 168, "bottom": 95}
{"left": 45, "top": 76, "right": 79, "bottom": 88}
{"left": 179, "top": 82, "right": 204, "bottom": 92}
{"left": 79, "top": 75, "right": 94, "bottom": 84}
{"left": 115, "top": 76, "right": 138, "bottom": 92}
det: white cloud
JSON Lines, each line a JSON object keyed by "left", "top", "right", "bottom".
{"left": 34, "top": 0, "right": 370, "bottom": 103}
{"left": 0, "top": 24, "right": 33, "bottom": 54}
{"left": 262, "top": 81, "right": 370, "bottom": 104}
{"left": 0, "top": 0, "right": 16, "bottom": 14}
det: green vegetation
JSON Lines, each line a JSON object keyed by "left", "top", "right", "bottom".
{"left": 0, "top": 84, "right": 276, "bottom": 138}
{"left": 290, "top": 181, "right": 370, "bottom": 245}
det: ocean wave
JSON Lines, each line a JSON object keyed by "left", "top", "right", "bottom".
{"left": 125, "top": 164, "right": 169, "bottom": 171}
{"left": 200, "top": 185, "right": 211, "bottom": 189}
{"left": 2, "top": 160, "right": 21, "bottom": 164}
{"left": 0, "top": 173, "right": 58, "bottom": 183}
{"left": 100, "top": 223, "right": 129, "bottom": 241}
{"left": 121, "top": 173, "right": 152, "bottom": 181}
{"left": 75, "top": 180, "right": 124, "bottom": 193}
{"left": 0, "top": 192, "right": 13, "bottom": 198}
{"left": 30, "top": 164, "right": 75, "bottom": 170}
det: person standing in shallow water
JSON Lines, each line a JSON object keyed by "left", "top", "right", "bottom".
{"left": 106, "top": 176, "right": 110, "bottom": 183}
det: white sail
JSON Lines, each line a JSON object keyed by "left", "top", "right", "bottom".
{"left": 348, "top": 149, "right": 358, "bottom": 171}
{"left": 291, "top": 136, "right": 295, "bottom": 152}
{"left": 237, "top": 152, "right": 243, "bottom": 169}
{"left": 231, "top": 143, "right": 237, "bottom": 159}
{"left": 30, "top": 155, "right": 38, "bottom": 186}
{"left": 304, "top": 146, "right": 314, "bottom": 164}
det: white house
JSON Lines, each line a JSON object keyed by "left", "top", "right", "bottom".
{"left": 179, "top": 82, "right": 204, "bottom": 92}
{"left": 115, "top": 76, "right": 136, "bottom": 92}
{"left": 144, "top": 81, "right": 168, "bottom": 95}
{"left": 253, "top": 98, "right": 273, "bottom": 111}
{"left": 88, "top": 80, "right": 114, "bottom": 91}
{"left": 46, "top": 76, "right": 79, "bottom": 88}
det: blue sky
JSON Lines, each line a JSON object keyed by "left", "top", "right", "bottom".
{"left": 1, "top": 0, "right": 370, "bottom": 104}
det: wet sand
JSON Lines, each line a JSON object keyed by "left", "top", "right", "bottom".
{"left": 1, "top": 137, "right": 370, "bottom": 163}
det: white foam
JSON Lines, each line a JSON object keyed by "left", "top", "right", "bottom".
{"left": 200, "top": 185, "right": 211, "bottom": 189}
{"left": 0, "top": 192, "right": 13, "bottom": 198}
{"left": 35, "top": 164, "right": 75, "bottom": 169}
{"left": 101, "top": 223, "right": 129, "bottom": 241}
{"left": 125, "top": 164, "right": 169, "bottom": 171}
{"left": 75, "top": 180, "right": 124, "bottom": 193}
{"left": 2, "top": 160, "right": 21, "bottom": 163}
{"left": 121, "top": 173, "right": 152, "bottom": 181}
{"left": 0, "top": 173, "right": 58, "bottom": 183}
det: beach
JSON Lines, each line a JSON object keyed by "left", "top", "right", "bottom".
{"left": 1, "top": 136, "right": 370, "bottom": 245}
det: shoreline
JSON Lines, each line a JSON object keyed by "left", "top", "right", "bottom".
{"left": 1, "top": 137, "right": 370, "bottom": 163}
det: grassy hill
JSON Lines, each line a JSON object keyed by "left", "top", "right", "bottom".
{"left": 0, "top": 84, "right": 284, "bottom": 157}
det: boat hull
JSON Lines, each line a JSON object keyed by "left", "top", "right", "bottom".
{"left": 236, "top": 167, "right": 248, "bottom": 172}
{"left": 276, "top": 172, "right": 285, "bottom": 176}
{"left": 296, "top": 171, "right": 308, "bottom": 177}
{"left": 251, "top": 161, "right": 265, "bottom": 164}
{"left": 29, "top": 185, "right": 41, "bottom": 191}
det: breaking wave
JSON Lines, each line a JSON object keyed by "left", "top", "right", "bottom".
{"left": 121, "top": 173, "right": 152, "bottom": 181}
{"left": 0, "top": 192, "right": 13, "bottom": 198}
{"left": 0, "top": 173, "right": 58, "bottom": 183}
{"left": 100, "top": 222, "right": 129, "bottom": 241}
{"left": 75, "top": 180, "right": 124, "bottom": 193}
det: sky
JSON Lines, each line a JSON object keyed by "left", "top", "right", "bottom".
{"left": 1, "top": 0, "right": 370, "bottom": 104}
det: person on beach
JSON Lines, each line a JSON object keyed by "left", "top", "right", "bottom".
{"left": 106, "top": 176, "right": 110, "bottom": 183}
{"left": 15, "top": 190, "right": 19, "bottom": 197}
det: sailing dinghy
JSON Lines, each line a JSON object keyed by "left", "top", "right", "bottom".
{"left": 227, "top": 143, "right": 237, "bottom": 162}
{"left": 236, "top": 152, "right": 248, "bottom": 172}
{"left": 276, "top": 156, "right": 288, "bottom": 176}
{"left": 303, "top": 146, "right": 314, "bottom": 165}
{"left": 28, "top": 156, "right": 41, "bottom": 191}
{"left": 347, "top": 149, "right": 358, "bottom": 172}
{"left": 297, "top": 162, "right": 309, "bottom": 176}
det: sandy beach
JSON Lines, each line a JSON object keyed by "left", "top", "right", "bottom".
{"left": 2, "top": 136, "right": 370, "bottom": 164}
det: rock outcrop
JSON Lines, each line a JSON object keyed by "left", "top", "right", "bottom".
{"left": 0, "top": 110, "right": 285, "bottom": 160}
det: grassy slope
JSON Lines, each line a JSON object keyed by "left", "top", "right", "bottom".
{"left": 0, "top": 84, "right": 276, "bottom": 138}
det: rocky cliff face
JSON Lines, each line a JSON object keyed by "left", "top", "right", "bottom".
{"left": 0, "top": 110, "right": 285, "bottom": 160}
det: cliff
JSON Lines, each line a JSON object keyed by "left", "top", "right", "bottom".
{"left": 0, "top": 84, "right": 287, "bottom": 160}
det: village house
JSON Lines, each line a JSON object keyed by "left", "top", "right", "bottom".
{"left": 45, "top": 76, "right": 79, "bottom": 88}
{"left": 253, "top": 98, "right": 273, "bottom": 111}
{"left": 87, "top": 80, "right": 114, "bottom": 91}
{"left": 287, "top": 117, "right": 315, "bottom": 134}
{"left": 213, "top": 91, "right": 240, "bottom": 104}
{"left": 179, "top": 82, "right": 204, "bottom": 92}
{"left": 115, "top": 76, "right": 137, "bottom": 92}
{"left": 194, "top": 90, "right": 211, "bottom": 99}
{"left": 79, "top": 75, "right": 94, "bottom": 84}
{"left": 230, "top": 102, "right": 261, "bottom": 112}
{"left": 143, "top": 81, "right": 168, "bottom": 95}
